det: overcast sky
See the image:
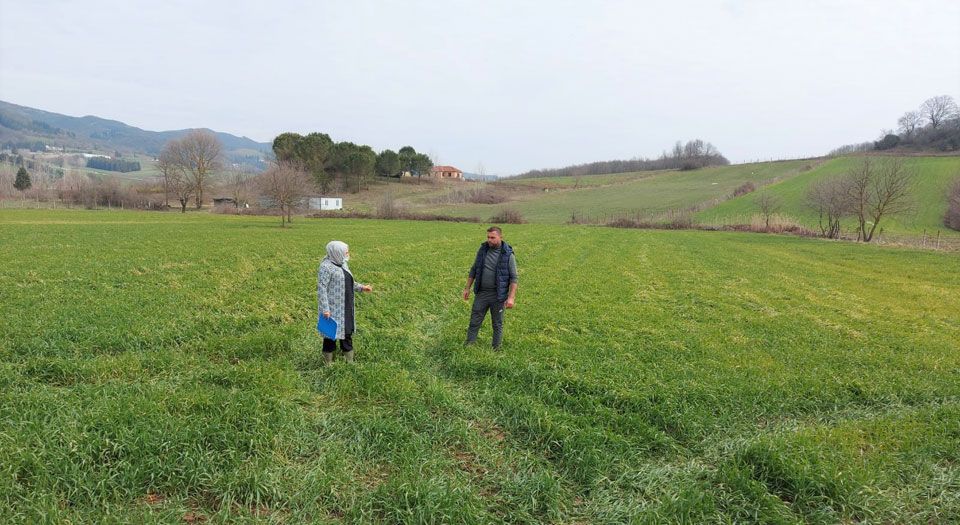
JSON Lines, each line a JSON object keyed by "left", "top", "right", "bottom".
{"left": 1, "top": 1, "right": 958, "bottom": 174}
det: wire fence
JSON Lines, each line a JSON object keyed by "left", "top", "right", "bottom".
{"left": 872, "top": 230, "right": 960, "bottom": 252}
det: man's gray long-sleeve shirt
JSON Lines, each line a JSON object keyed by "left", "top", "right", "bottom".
{"left": 476, "top": 245, "right": 518, "bottom": 292}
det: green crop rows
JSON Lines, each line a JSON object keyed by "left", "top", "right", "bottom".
{"left": 1, "top": 209, "right": 958, "bottom": 523}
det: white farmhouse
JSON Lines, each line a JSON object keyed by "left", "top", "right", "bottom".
{"left": 309, "top": 197, "right": 343, "bottom": 211}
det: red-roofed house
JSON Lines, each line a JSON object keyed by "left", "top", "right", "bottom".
{"left": 430, "top": 165, "right": 463, "bottom": 179}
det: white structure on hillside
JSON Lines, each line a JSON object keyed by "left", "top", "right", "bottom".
{"left": 309, "top": 197, "right": 343, "bottom": 210}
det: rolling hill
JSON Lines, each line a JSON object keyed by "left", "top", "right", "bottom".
{"left": 695, "top": 156, "right": 960, "bottom": 237}
{"left": 394, "top": 155, "right": 959, "bottom": 242}
{"left": 0, "top": 100, "right": 270, "bottom": 167}
{"left": 418, "top": 159, "right": 819, "bottom": 223}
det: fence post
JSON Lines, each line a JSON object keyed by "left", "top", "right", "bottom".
{"left": 936, "top": 230, "right": 941, "bottom": 250}
{"left": 922, "top": 230, "right": 927, "bottom": 248}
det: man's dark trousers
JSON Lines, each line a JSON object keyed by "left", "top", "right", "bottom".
{"left": 466, "top": 290, "right": 504, "bottom": 348}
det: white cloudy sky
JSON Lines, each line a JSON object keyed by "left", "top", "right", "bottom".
{"left": 1, "top": 0, "right": 958, "bottom": 174}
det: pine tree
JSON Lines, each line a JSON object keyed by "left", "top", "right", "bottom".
{"left": 14, "top": 166, "right": 31, "bottom": 191}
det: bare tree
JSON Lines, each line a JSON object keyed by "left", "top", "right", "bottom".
{"left": 806, "top": 177, "right": 851, "bottom": 239}
{"left": 226, "top": 167, "right": 254, "bottom": 212}
{"left": 167, "top": 163, "right": 195, "bottom": 213}
{"left": 256, "top": 161, "right": 312, "bottom": 227}
{"left": 755, "top": 192, "right": 782, "bottom": 230}
{"left": 0, "top": 167, "right": 13, "bottom": 197}
{"left": 845, "top": 157, "right": 916, "bottom": 242}
{"left": 56, "top": 170, "right": 89, "bottom": 206}
{"left": 920, "top": 95, "right": 959, "bottom": 129}
{"left": 156, "top": 147, "right": 178, "bottom": 207}
{"left": 671, "top": 141, "right": 684, "bottom": 160}
{"left": 168, "top": 130, "right": 223, "bottom": 209}
{"left": 897, "top": 110, "right": 925, "bottom": 139}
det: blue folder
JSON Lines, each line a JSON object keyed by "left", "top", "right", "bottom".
{"left": 317, "top": 316, "right": 338, "bottom": 339}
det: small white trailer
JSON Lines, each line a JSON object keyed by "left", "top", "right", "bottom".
{"left": 309, "top": 197, "right": 343, "bottom": 211}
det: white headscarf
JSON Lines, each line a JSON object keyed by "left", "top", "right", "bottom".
{"left": 325, "top": 240, "right": 349, "bottom": 268}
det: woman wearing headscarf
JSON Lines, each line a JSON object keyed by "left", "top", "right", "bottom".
{"left": 318, "top": 240, "right": 372, "bottom": 364}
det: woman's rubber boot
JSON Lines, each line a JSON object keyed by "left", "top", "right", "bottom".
{"left": 323, "top": 352, "right": 334, "bottom": 366}
{"left": 343, "top": 350, "right": 354, "bottom": 364}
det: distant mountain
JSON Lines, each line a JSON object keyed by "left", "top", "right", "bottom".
{"left": 0, "top": 100, "right": 271, "bottom": 166}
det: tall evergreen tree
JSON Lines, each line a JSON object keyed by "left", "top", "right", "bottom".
{"left": 14, "top": 166, "right": 31, "bottom": 191}
{"left": 375, "top": 149, "right": 400, "bottom": 177}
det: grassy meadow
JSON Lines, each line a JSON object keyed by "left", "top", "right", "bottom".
{"left": 423, "top": 160, "right": 816, "bottom": 223}
{"left": 697, "top": 156, "right": 960, "bottom": 237}
{"left": 1, "top": 209, "right": 959, "bottom": 523}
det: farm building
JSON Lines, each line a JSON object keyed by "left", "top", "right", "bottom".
{"left": 430, "top": 165, "right": 463, "bottom": 179}
{"left": 309, "top": 197, "right": 343, "bottom": 210}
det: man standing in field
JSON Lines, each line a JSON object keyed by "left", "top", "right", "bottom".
{"left": 463, "top": 226, "right": 518, "bottom": 350}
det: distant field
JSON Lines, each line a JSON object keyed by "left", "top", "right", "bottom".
{"left": 425, "top": 160, "right": 816, "bottom": 223}
{"left": 85, "top": 154, "right": 163, "bottom": 182}
{"left": 697, "top": 156, "right": 960, "bottom": 236}
{"left": 503, "top": 171, "right": 663, "bottom": 189}
{"left": 2, "top": 210, "right": 958, "bottom": 523}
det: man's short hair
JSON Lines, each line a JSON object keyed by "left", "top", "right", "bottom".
{"left": 487, "top": 226, "right": 502, "bottom": 235}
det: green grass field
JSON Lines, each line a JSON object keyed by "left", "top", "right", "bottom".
{"left": 424, "top": 160, "right": 817, "bottom": 223}
{"left": 2, "top": 210, "right": 959, "bottom": 523}
{"left": 697, "top": 156, "right": 960, "bottom": 237}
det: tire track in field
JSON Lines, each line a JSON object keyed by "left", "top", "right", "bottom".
{"left": 407, "top": 229, "right": 708, "bottom": 509}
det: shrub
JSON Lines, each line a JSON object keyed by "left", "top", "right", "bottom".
{"left": 376, "top": 193, "right": 405, "bottom": 219}
{"left": 946, "top": 178, "right": 960, "bottom": 231}
{"left": 607, "top": 211, "right": 693, "bottom": 230}
{"left": 873, "top": 134, "right": 901, "bottom": 151}
{"left": 732, "top": 182, "right": 756, "bottom": 197}
{"left": 431, "top": 183, "right": 510, "bottom": 205}
{"left": 489, "top": 208, "right": 526, "bottom": 224}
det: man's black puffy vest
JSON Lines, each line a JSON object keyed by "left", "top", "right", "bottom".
{"left": 471, "top": 241, "right": 514, "bottom": 302}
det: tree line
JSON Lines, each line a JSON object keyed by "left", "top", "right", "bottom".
{"left": 514, "top": 139, "right": 729, "bottom": 179}
{"left": 85, "top": 157, "right": 142, "bottom": 172}
{"left": 830, "top": 95, "right": 960, "bottom": 156}
{"left": 2, "top": 140, "right": 47, "bottom": 152}
{"left": 272, "top": 132, "right": 433, "bottom": 194}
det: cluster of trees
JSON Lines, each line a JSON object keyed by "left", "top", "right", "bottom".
{"left": 0, "top": 152, "right": 25, "bottom": 167}
{"left": 158, "top": 130, "right": 223, "bottom": 212}
{"left": 805, "top": 157, "right": 915, "bottom": 241}
{"left": 85, "top": 157, "right": 141, "bottom": 172}
{"left": 0, "top": 164, "right": 163, "bottom": 209}
{"left": 0, "top": 111, "right": 69, "bottom": 136}
{"left": 376, "top": 146, "right": 433, "bottom": 179}
{"left": 56, "top": 171, "right": 164, "bottom": 209}
{"left": 271, "top": 132, "right": 434, "bottom": 194}
{"left": 1, "top": 140, "right": 47, "bottom": 152}
{"left": 831, "top": 95, "right": 960, "bottom": 156}
{"left": 515, "top": 139, "right": 729, "bottom": 179}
